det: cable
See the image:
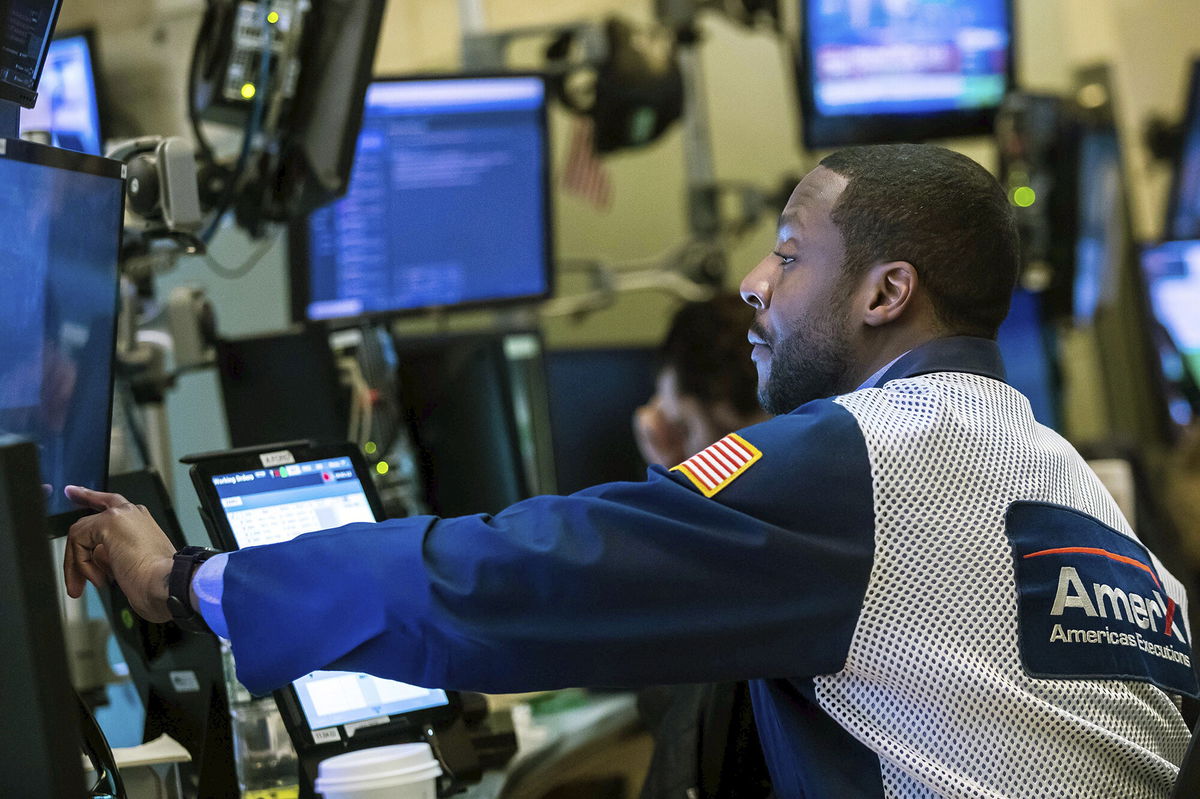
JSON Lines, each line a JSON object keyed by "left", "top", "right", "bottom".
{"left": 77, "top": 690, "right": 126, "bottom": 798}
{"left": 201, "top": 226, "right": 280, "bottom": 279}
{"left": 199, "top": 2, "right": 275, "bottom": 243}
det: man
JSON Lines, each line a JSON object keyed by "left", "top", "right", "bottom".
{"left": 65, "top": 144, "right": 1196, "bottom": 798}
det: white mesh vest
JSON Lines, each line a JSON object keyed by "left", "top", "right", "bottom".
{"left": 818, "top": 371, "right": 1192, "bottom": 798}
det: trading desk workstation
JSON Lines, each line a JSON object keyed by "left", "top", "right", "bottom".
{"left": 3, "top": 0, "right": 1200, "bottom": 797}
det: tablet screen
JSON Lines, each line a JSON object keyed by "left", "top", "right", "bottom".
{"left": 210, "top": 454, "right": 449, "bottom": 731}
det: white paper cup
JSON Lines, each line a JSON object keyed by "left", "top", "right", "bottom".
{"left": 315, "top": 742, "right": 443, "bottom": 799}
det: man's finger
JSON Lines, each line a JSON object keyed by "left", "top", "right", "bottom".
{"left": 64, "top": 485, "right": 129, "bottom": 512}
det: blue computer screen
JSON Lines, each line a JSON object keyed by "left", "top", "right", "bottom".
{"left": 1167, "top": 62, "right": 1200, "bottom": 241}
{"left": 1073, "top": 129, "right": 1125, "bottom": 322}
{"left": 806, "top": 0, "right": 1010, "bottom": 117}
{"left": 212, "top": 456, "right": 450, "bottom": 730}
{"left": 301, "top": 76, "right": 551, "bottom": 321}
{"left": 0, "top": 141, "right": 123, "bottom": 517}
{"left": 19, "top": 33, "right": 102, "bottom": 155}
{"left": 1140, "top": 240, "right": 1200, "bottom": 427}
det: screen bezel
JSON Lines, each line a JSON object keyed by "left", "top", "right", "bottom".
{"left": 0, "top": 137, "right": 125, "bottom": 536}
{"left": 19, "top": 28, "right": 108, "bottom": 155}
{"left": 183, "top": 440, "right": 457, "bottom": 752}
{"left": 1165, "top": 59, "right": 1200, "bottom": 241}
{"left": 287, "top": 71, "right": 556, "bottom": 327}
{"left": 796, "top": 0, "right": 1016, "bottom": 149}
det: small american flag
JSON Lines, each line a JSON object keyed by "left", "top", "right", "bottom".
{"left": 671, "top": 433, "right": 762, "bottom": 498}
{"left": 560, "top": 116, "right": 613, "bottom": 210}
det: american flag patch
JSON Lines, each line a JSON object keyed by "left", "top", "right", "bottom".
{"left": 670, "top": 433, "right": 762, "bottom": 498}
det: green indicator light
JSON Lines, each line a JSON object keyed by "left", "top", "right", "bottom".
{"left": 375, "top": 461, "right": 390, "bottom": 476}
{"left": 241, "top": 82, "right": 257, "bottom": 100}
{"left": 1011, "top": 186, "right": 1036, "bottom": 208}
{"left": 364, "top": 441, "right": 377, "bottom": 455}
{"left": 121, "top": 608, "right": 134, "bottom": 629}
{"left": 267, "top": 11, "right": 280, "bottom": 24}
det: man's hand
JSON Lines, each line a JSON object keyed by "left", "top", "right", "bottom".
{"left": 63, "top": 485, "right": 176, "bottom": 623}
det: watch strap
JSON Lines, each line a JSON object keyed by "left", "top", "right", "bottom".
{"left": 167, "top": 546, "right": 221, "bottom": 633}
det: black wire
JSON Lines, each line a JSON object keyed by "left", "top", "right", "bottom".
{"left": 187, "top": 0, "right": 220, "bottom": 164}
{"left": 77, "top": 690, "right": 126, "bottom": 798}
{"left": 202, "top": 227, "right": 280, "bottom": 279}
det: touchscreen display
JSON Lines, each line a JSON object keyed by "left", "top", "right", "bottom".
{"left": 212, "top": 455, "right": 449, "bottom": 730}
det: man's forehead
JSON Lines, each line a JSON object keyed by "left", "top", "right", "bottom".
{"left": 778, "top": 166, "right": 848, "bottom": 232}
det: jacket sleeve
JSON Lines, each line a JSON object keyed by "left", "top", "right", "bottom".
{"left": 222, "top": 399, "right": 878, "bottom": 695}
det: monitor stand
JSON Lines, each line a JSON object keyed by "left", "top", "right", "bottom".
{"left": 0, "top": 98, "right": 19, "bottom": 140}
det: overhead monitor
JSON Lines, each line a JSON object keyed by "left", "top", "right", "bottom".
{"left": 1166, "top": 59, "right": 1200, "bottom": 241}
{"left": 0, "top": 0, "right": 63, "bottom": 108}
{"left": 290, "top": 74, "right": 553, "bottom": 323}
{"left": 0, "top": 138, "right": 124, "bottom": 531}
{"left": 19, "top": 30, "right": 103, "bottom": 155}
{"left": 1139, "top": 240, "right": 1200, "bottom": 427}
{"left": 798, "top": 0, "right": 1014, "bottom": 148}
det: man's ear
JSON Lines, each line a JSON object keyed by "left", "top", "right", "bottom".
{"left": 860, "top": 261, "right": 918, "bottom": 328}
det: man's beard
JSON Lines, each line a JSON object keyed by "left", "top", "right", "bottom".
{"left": 756, "top": 297, "right": 854, "bottom": 415}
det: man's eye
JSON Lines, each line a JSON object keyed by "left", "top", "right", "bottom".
{"left": 772, "top": 251, "right": 795, "bottom": 265}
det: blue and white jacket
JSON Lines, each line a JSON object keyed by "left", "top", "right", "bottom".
{"left": 216, "top": 336, "right": 1196, "bottom": 798}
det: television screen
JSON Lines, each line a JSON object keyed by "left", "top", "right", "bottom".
{"left": 799, "top": 0, "right": 1013, "bottom": 147}
{"left": 1139, "top": 239, "right": 1200, "bottom": 427}
{"left": 291, "top": 74, "right": 553, "bottom": 323}
{"left": 19, "top": 31, "right": 102, "bottom": 155}
{"left": 0, "top": 139, "right": 124, "bottom": 525}
{"left": 1166, "top": 60, "right": 1200, "bottom": 241}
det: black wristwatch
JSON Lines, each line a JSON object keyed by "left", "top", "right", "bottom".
{"left": 167, "top": 546, "right": 222, "bottom": 633}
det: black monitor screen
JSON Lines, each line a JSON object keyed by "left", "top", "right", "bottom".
{"left": 1073, "top": 128, "right": 1125, "bottom": 322}
{"left": 799, "top": 0, "right": 1012, "bottom": 147}
{"left": 544, "top": 347, "right": 659, "bottom": 495}
{"left": 0, "top": 0, "right": 62, "bottom": 104}
{"left": 1139, "top": 240, "right": 1200, "bottom": 427}
{"left": 0, "top": 138, "right": 123, "bottom": 522}
{"left": 19, "top": 32, "right": 102, "bottom": 155}
{"left": 292, "top": 74, "right": 552, "bottom": 322}
{"left": 1167, "top": 60, "right": 1200, "bottom": 241}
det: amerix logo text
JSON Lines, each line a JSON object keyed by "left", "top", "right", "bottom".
{"left": 1032, "top": 548, "right": 1191, "bottom": 669}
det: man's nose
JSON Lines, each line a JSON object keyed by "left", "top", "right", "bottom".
{"left": 740, "top": 258, "right": 773, "bottom": 310}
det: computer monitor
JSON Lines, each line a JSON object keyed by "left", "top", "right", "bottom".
{"left": 290, "top": 74, "right": 553, "bottom": 323}
{"left": 1166, "top": 59, "right": 1200, "bottom": 241}
{"left": 394, "top": 331, "right": 555, "bottom": 515}
{"left": 0, "top": 0, "right": 63, "bottom": 108}
{"left": 0, "top": 437, "right": 87, "bottom": 796}
{"left": 19, "top": 30, "right": 103, "bottom": 155}
{"left": 1072, "top": 125, "right": 1127, "bottom": 322}
{"left": 216, "top": 327, "right": 349, "bottom": 449}
{"left": 798, "top": 0, "right": 1014, "bottom": 148}
{"left": 1138, "top": 240, "right": 1200, "bottom": 427}
{"left": 0, "top": 138, "right": 124, "bottom": 531}
{"left": 544, "top": 347, "right": 659, "bottom": 494}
